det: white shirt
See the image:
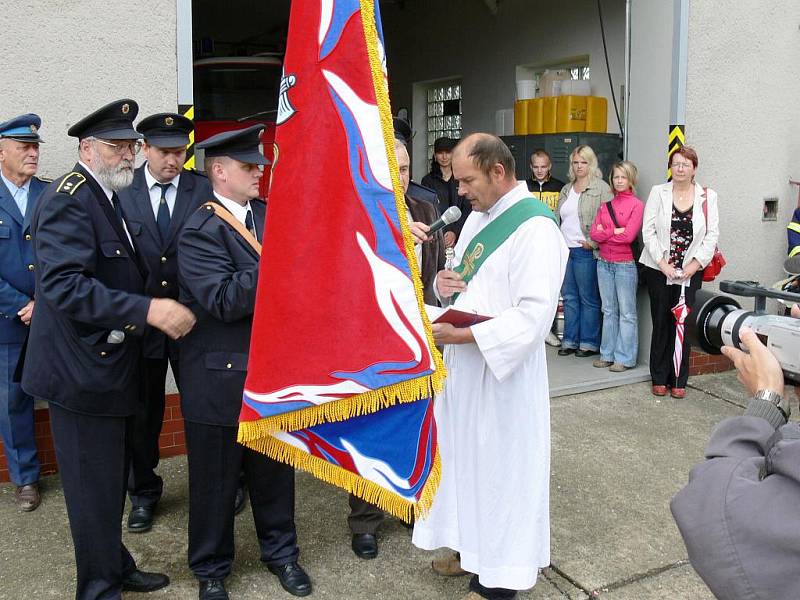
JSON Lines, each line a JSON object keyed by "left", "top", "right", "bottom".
{"left": 559, "top": 186, "right": 585, "bottom": 247}
{"left": 78, "top": 160, "right": 134, "bottom": 247}
{"left": 0, "top": 171, "right": 31, "bottom": 217}
{"left": 213, "top": 191, "right": 255, "bottom": 232}
{"left": 144, "top": 163, "right": 179, "bottom": 220}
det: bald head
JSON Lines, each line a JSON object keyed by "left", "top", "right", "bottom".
{"left": 452, "top": 133, "right": 518, "bottom": 213}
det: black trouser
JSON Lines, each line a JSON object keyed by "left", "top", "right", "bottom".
{"left": 469, "top": 575, "right": 517, "bottom": 599}
{"left": 347, "top": 494, "right": 384, "bottom": 534}
{"left": 643, "top": 266, "right": 703, "bottom": 388}
{"left": 184, "top": 420, "right": 299, "bottom": 581}
{"left": 49, "top": 403, "right": 137, "bottom": 600}
{"left": 127, "top": 353, "right": 179, "bottom": 508}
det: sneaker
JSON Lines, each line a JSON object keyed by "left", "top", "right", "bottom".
{"left": 545, "top": 332, "right": 561, "bottom": 347}
{"left": 609, "top": 363, "right": 630, "bottom": 372}
{"left": 592, "top": 359, "right": 613, "bottom": 368}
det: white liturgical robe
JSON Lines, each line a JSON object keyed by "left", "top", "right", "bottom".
{"left": 413, "top": 183, "right": 568, "bottom": 590}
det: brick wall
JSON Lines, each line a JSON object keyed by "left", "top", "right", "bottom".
{"left": 688, "top": 349, "right": 734, "bottom": 376}
{"left": 0, "top": 394, "right": 186, "bottom": 484}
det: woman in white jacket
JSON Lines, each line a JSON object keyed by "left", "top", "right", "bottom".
{"left": 639, "top": 146, "right": 719, "bottom": 399}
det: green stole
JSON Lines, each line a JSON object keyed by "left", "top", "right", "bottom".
{"left": 453, "top": 197, "right": 556, "bottom": 300}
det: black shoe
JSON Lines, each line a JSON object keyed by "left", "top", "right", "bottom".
{"left": 234, "top": 485, "right": 247, "bottom": 516}
{"left": 127, "top": 505, "right": 154, "bottom": 533}
{"left": 351, "top": 533, "right": 378, "bottom": 559}
{"left": 267, "top": 561, "right": 312, "bottom": 597}
{"left": 199, "top": 579, "right": 229, "bottom": 600}
{"left": 557, "top": 347, "right": 575, "bottom": 356}
{"left": 122, "top": 569, "right": 170, "bottom": 593}
{"left": 575, "top": 348, "right": 599, "bottom": 357}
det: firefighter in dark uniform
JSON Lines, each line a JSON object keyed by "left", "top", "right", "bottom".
{"left": 178, "top": 125, "right": 311, "bottom": 600}
{"left": 22, "top": 99, "right": 196, "bottom": 600}
{"left": 118, "top": 113, "right": 211, "bottom": 532}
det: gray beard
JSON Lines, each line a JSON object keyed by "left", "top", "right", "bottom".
{"left": 93, "top": 159, "right": 134, "bottom": 191}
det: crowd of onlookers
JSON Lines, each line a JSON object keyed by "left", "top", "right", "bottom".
{"left": 423, "top": 138, "right": 720, "bottom": 399}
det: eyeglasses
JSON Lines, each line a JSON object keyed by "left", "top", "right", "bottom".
{"left": 95, "top": 139, "right": 142, "bottom": 155}
{"left": 672, "top": 162, "right": 693, "bottom": 170}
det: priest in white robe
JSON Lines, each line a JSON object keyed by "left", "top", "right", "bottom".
{"left": 412, "top": 133, "right": 568, "bottom": 600}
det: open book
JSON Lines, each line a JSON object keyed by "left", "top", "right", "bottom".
{"left": 425, "top": 304, "right": 492, "bottom": 328}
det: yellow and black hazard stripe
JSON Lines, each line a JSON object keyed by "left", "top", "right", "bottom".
{"left": 667, "top": 124, "right": 685, "bottom": 181}
{"left": 179, "top": 104, "right": 196, "bottom": 170}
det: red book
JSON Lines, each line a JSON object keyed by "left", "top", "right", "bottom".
{"left": 425, "top": 305, "right": 492, "bottom": 328}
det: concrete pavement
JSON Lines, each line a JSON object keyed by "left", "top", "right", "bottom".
{"left": 0, "top": 372, "right": 751, "bottom": 599}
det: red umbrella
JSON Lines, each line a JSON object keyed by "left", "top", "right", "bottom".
{"left": 672, "top": 282, "right": 691, "bottom": 378}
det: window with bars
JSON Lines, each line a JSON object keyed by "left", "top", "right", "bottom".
{"left": 426, "top": 81, "right": 462, "bottom": 156}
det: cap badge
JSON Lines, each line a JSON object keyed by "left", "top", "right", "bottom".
{"left": 122, "top": 103, "right": 130, "bottom": 115}
{"left": 165, "top": 117, "right": 174, "bottom": 126}
{"left": 30, "top": 125, "right": 38, "bottom": 133}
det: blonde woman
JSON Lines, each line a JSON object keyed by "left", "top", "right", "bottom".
{"left": 556, "top": 145, "right": 613, "bottom": 358}
{"left": 639, "top": 146, "right": 719, "bottom": 399}
{"left": 590, "top": 161, "right": 644, "bottom": 371}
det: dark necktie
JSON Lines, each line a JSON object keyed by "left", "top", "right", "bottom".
{"left": 155, "top": 183, "right": 171, "bottom": 243}
{"left": 245, "top": 209, "right": 257, "bottom": 241}
{"left": 110, "top": 192, "right": 124, "bottom": 224}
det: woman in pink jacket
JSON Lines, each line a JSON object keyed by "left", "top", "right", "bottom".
{"left": 589, "top": 161, "right": 644, "bottom": 371}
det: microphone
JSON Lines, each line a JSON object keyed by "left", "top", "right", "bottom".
{"left": 427, "top": 206, "right": 462, "bottom": 236}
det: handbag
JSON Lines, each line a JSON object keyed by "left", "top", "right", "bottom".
{"left": 700, "top": 187, "right": 726, "bottom": 282}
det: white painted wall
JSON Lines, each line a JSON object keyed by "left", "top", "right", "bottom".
{"left": 685, "top": 0, "right": 800, "bottom": 288}
{"left": 381, "top": 0, "right": 626, "bottom": 178}
{"left": 0, "top": 1, "right": 179, "bottom": 179}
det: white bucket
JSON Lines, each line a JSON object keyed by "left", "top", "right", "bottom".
{"left": 516, "top": 79, "right": 536, "bottom": 100}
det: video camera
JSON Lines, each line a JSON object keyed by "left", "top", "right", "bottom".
{"left": 688, "top": 280, "right": 800, "bottom": 384}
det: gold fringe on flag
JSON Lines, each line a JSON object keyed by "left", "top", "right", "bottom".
{"left": 239, "top": 431, "right": 442, "bottom": 523}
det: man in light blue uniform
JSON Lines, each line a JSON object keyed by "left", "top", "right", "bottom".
{"left": 0, "top": 114, "right": 47, "bottom": 511}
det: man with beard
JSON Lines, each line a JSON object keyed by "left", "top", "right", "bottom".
{"left": 118, "top": 113, "right": 211, "bottom": 533}
{"left": 0, "top": 113, "right": 48, "bottom": 511}
{"left": 22, "top": 99, "right": 196, "bottom": 600}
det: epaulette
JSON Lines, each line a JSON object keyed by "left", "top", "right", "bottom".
{"left": 56, "top": 172, "right": 87, "bottom": 195}
{"left": 185, "top": 202, "right": 217, "bottom": 230}
{"left": 36, "top": 176, "right": 53, "bottom": 184}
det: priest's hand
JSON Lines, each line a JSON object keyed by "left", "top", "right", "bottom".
{"left": 436, "top": 269, "right": 466, "bottom": 298}
{"left": 432, "top": 322, "right": 475, "bottom": 345}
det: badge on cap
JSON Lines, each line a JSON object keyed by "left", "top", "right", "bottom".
{"left": 30, "top": 125, "right": 37, "bottom": 133}
{"left": 122, "top": 103, "right": 130, "bottom": 115}
{"left": 165, "top": 117, "right": 174, "bottom": 126}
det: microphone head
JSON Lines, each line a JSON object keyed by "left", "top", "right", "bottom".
{"left": 442, "top": 206, "right": 462, "bottom": 225}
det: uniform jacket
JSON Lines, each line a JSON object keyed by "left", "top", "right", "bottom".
{"left": 0, "top": 175, "right": 47, "bottom": 343}
{"left": 639, "top": 182, "right": 720, "bottom": 271}
{"left": 787, "top": 207, "right": 800, "bottom": 256}
{"left": 118, "top": 165, "right": 211, "bottom": 359}
{"left": 177, "top": 198, "right": 264, "bottom": 427}
{"left": 22, "top": 164, "right": 151, "bottom": 415}
{"left": 556, "top": 177, "right": 614, "bottom": 258}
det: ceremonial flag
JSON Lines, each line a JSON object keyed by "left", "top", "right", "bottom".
{"left": 237, "top": 0, "right": 445, "bottom": 521}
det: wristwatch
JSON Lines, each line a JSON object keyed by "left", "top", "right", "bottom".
{"left": 754, "top": 389, "right": 791, "bottom": 420}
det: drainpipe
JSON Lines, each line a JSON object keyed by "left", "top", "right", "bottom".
{"left": 623, "top": 0, "right": 631, "bottom": 158}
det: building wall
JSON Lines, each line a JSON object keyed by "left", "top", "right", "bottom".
{"left": 685, "top": 0, "right": 800, "bottom": 287}
{"left": 381, "top": 0, "right": 626, "bottom": 178}
{"left": 0, "top": 1, "right": 179, "bottom": 179}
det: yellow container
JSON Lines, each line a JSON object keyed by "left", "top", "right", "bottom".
{"left": 556, "top": 95, "right": 587, "bottom": 132}
{"left": 541, "top": 96, "right": 558, "bottom": 134}
{"left": 513, "top": 100, "right": 528, "bottom": 135}
{"left": 586, "top": 96, "right": 608, "bottom": 132}
{"left": 525, "top": 98, "right": 543, "bottom": 134}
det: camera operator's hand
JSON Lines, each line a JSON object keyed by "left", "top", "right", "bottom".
{"left": 721, "top": 327, "right": 784, "bottom": 398}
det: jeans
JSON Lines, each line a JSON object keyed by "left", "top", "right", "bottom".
{"left": 597, "top": 260, "right": 638, "bottom": 366}
{"left": 561, "top": 247, "right": 601, "bottom": 351}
